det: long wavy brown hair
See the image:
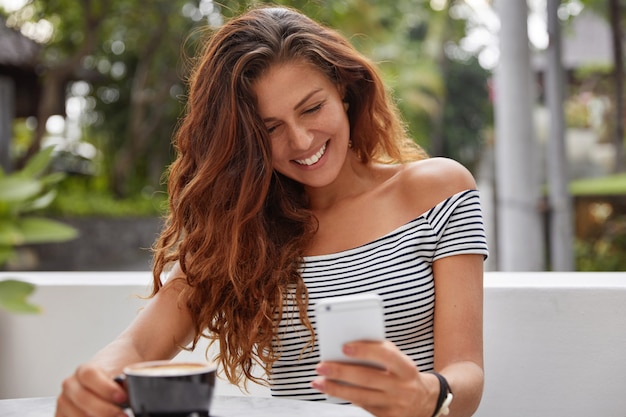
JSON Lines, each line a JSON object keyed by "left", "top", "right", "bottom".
{"left": 151, "top": 5, "right": 426, "bottom": 387}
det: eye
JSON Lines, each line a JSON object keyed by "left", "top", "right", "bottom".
{"left": 265, "top": 122, "right": 283, "bottom": 136}
{"left": 304, "top": 102, "right": 323, "bottom": 114}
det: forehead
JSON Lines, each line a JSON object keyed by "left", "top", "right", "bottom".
{"left": 252, "top": 61, "right": 337, "bottom": 114}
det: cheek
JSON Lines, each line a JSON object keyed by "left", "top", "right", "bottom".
{"left": 328, "top": 112, "right": 350, "bottom": 140}
{"left": 269, "top": 141, "right": 289, "bottom": 170}
{"left": 327, "top": 103, "right": 350, "bottom": 132}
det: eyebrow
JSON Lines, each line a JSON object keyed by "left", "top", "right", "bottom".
{"left": 262, "top": 88, "right": 323, "bottom": 122}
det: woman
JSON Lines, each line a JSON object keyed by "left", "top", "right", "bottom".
{"left": 55, "top": 6, "right": 488, "bottom": 417}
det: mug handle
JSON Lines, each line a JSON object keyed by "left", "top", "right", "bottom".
{"left": 113, "top": 374, "right": 130, "bottom": 410}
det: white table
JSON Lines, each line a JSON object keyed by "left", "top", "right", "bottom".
{"left": 0, "top": 395, "right": 373, "bottom": 417}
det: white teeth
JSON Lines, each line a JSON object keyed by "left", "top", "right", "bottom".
{"left": 295, "top": 143, "right": 327, "bottom": 166}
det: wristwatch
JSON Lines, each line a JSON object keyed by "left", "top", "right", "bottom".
{"left": 431, "top": 372, "right": 453, "bottom": 417}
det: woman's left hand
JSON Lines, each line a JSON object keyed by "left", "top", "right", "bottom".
{"left": 312, "top": 340, "right": 438, "bottom": 417}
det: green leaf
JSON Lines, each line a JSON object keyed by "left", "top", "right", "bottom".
{"left": 0, "top": 217, "right": 78, "bottom": 245}
{"left": 0, "top": 223, "right": 24, "bottom": 246}
{"left": 17, "top": 146, "right": 54, "bottom": 179}
{"left": 0, "top": 200, "right": 10, "bottom": 217}
{"left": 18, "top": 190, "right": 58, "bottom": 212}
{"left": 0, "top": 246, "right": 15, "bottom": 266}
{"left": 13, "top": 217, "right": 79, "bottom": 244}
{"left": 40, "top": 172, "right": 66, "bottom": 187}
{"left": 0, "top": 279, "right": 41, "bottom": 314}
{"left": 0, "top": 177, "right": 42, "bottom": 202}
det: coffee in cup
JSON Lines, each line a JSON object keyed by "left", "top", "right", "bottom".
{"left": 116, "top": 360, "right": 217, "bottom": 417}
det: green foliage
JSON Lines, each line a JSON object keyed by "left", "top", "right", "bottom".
{"left": 438, "top": 56, "right": 492, "bottom": 170}
{"left": 0, "top": 280, "right": 40, "bottom": 314}
{"left": 575, "top": 215, "right": 626, "bottom": 271}
{"left": 84, "top": 0, "right": 193, "bottom": 197}
{"left": 570, "top": 174, "right": 626, "bottom": 196}
{"left": 574, "top": 63, "right": 613, "bottom": 81}
{"left": 5, "top": 0, "right": 491, "bottom": 210}
{"left": 45, "top": 176, "right": 168, "bottom": 217}
{"left": 0, "top": 147, "right": 78, "bottom": 314}
{"left": 0, "top": 147, "right": 78, "bottom": 254}
{"left": 564, "top": 97, "right": 591, "bottom": 129}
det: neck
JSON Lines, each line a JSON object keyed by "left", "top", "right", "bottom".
{"left": 305, "top": 153, "right": 377, "bottom": 212}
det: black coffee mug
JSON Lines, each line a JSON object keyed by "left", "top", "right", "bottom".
{"left": 115, "top": 360, "right": 217, "bottom": 417}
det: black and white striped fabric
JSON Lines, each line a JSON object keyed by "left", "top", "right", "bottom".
{"left": 269, "top": 189, "right": 489, "bottom": 400}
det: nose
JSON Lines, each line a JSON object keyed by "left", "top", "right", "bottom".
{"left": 286, "top": 122, "right": 314, "bottom": 150}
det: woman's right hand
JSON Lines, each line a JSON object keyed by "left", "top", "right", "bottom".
{"left": 55, "top": 363, "right": 128, "bottom": 417}
{"left": 55, "top": 266, "right": 193, "bottom": 417}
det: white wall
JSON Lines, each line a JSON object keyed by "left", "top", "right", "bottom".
{"left": 0, "top": 272, "right": 268, "bottom": 399}
{"left": 479, "top": 272, "right": 626, "bottom": 417}
{"left": 1, "top": 271, "right": 625, "bottom": 417}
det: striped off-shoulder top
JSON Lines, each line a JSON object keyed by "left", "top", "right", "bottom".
{"left": 269, "top": 189, "right": 489, "bottom": 400}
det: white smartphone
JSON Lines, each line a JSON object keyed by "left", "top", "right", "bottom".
{"left": 315, "top": 293, "right": 386, "bottom": 368}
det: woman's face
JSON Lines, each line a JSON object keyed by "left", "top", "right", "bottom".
{"left": 253, "top": 60, "right": 350, "bottom": 189}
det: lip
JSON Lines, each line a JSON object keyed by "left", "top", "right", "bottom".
{"left": 291, "top": 140, "right": 329, "bottom": 167}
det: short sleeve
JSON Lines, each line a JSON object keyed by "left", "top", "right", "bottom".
{"left": 425, "top": 189, "right": 489, "bottom": 262}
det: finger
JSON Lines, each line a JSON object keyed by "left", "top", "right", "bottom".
{"left": 62, "top": 371, "right": 127, "bottom": 417}
{"left": 56, "top": 392, "right": 121, "bottom": 417}
{"left": 313, "top": 372, "right": 426, "bottom": 417}
{"left": 343, "top": 340, "right": 418, "bottom": 380}
{"left": 56, "top": 393, "right": 89, "bottom": 417}
{"left": 76, "top": 365, "right": 128, "bottom": 406}
{"left": 312, "top": 374, "right": 416, "bottom": 416}
{"left": 312, "top": 375, "right": 385, "bottom": 405}
{"left": 316, "top": 361, "right": 392, "bottom": 392}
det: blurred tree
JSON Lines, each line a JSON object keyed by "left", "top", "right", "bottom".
{"left": 90, "top": 0, "right": 198, "bottom": 196}
{"left": 439, "top": 56, "right": 492, "bottom": 172}
{"left": 423, "top": 0, "right": 492, "bottom": 170}
{"left": 3, "top": 0, "right": 207, "bottom": 196}
{"left": 9, "top": 0, "right": 112, "bottom": 166}
{"left": 3, "top": 0, "right": 487, "bottom": 198}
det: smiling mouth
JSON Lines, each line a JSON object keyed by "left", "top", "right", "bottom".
{"left": 293, "top": 142, "right": 327, "bottom": 166}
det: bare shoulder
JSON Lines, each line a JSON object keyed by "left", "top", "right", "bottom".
{"left": 403, "top": 157, "right": 477, "bottom": 190}
{"left": 396, "top": 157, "right": 477, "bottom": 214}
